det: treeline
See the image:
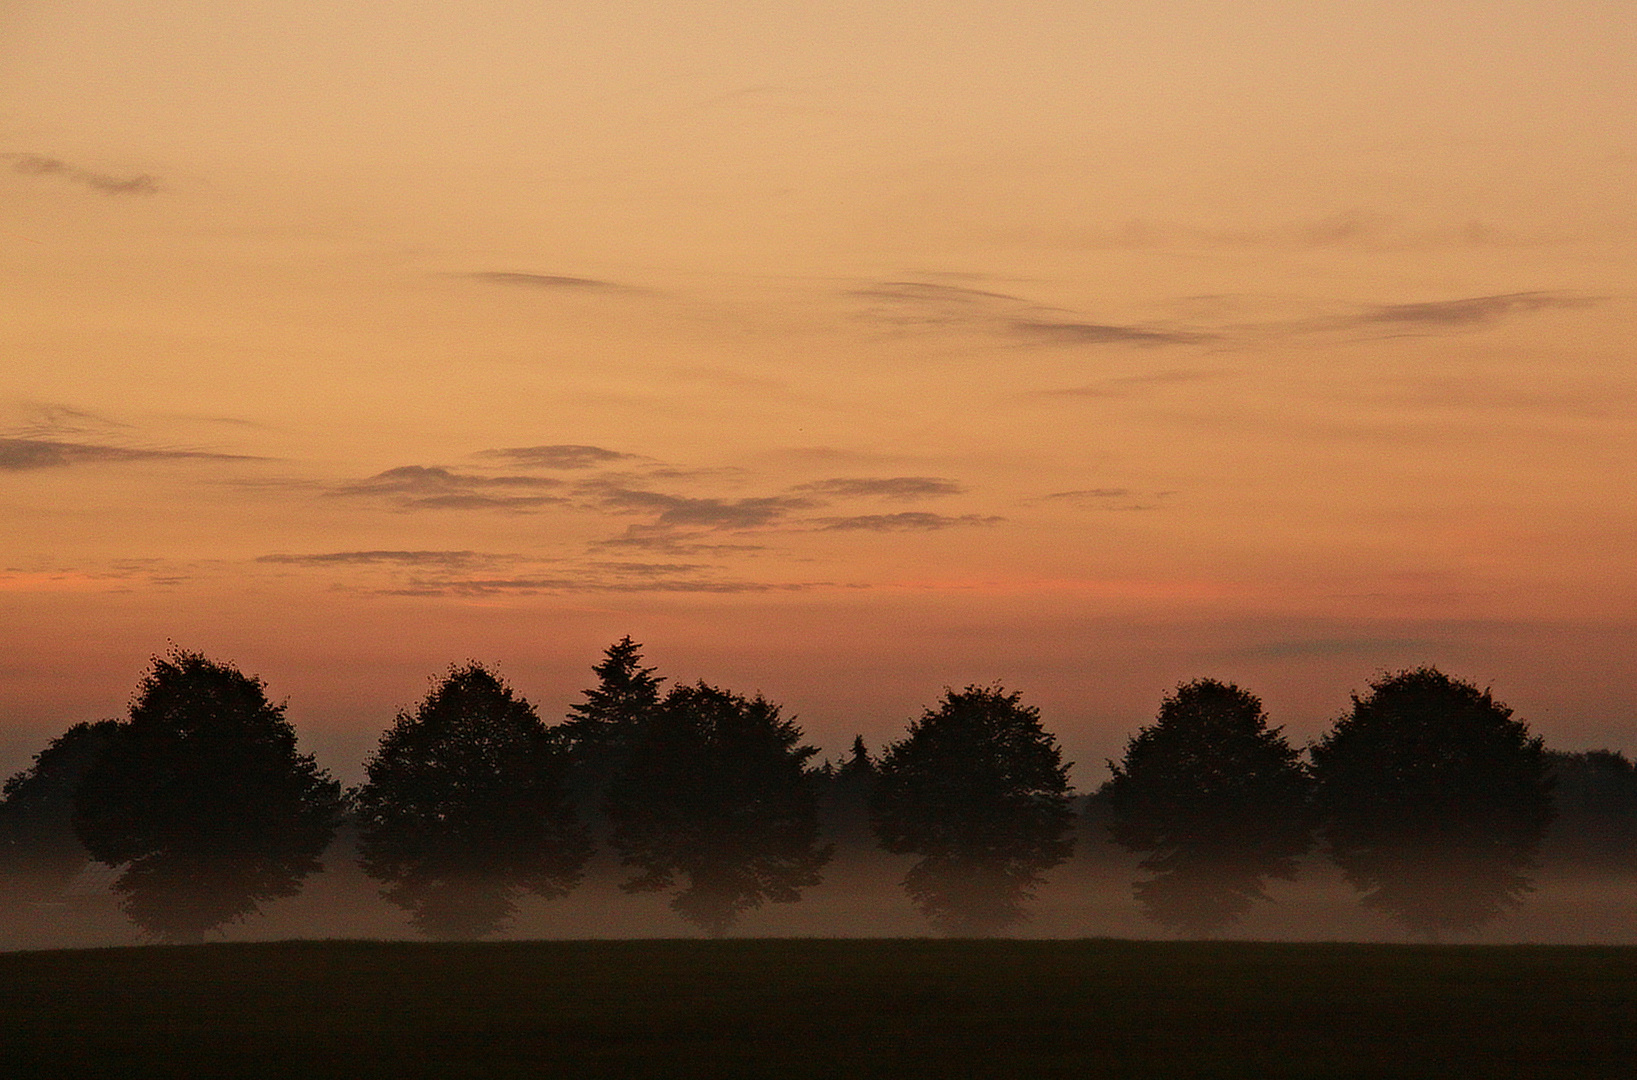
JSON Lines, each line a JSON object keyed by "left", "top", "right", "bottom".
{"left": 2, "top": 640, "right": 1634, "bottom": 941}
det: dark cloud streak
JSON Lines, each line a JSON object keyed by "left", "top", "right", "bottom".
{"left": 594, "top": 488, "right": 813, "bottom": 529}
{"left": 7, "top": 154, "right": 158, "bottom": 196}
{"left": 1010, "top": 320, "right": 1212, "bottom": 347}
{"left": 792, "top": 477, "right": 964, "bottom": 499}
{"left": 256, "top": 551, "right": 503, "bottom": 568}
{"left": 466, "top": 271, "right": 631, "bottom": 291}
{"left": 811, "top": 512, "right": 1004, "bottom": 532}
{"left": 1044, "top": 489, "right": 1131, "bottom": 500}
{"left": 477, "top": 445, "right": 639, "bottom": 469}
{"left": 0, "top": 437, "right": 262, "bottom": 472}
{"left": 1356, "top": 292, "right": 1596, "bottom": 328}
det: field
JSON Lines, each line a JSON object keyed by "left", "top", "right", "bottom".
{"left": 2, "top": 939, "right": 1633, "bottom": 1078}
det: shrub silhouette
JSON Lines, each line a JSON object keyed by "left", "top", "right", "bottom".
{"left": 72, "top": 649, "right": 343, "bottom": 941}
{"left": 870, "top": 685, "right": 1075, "bottom": 934}
{"left": 1310, "top": 667, "right": 1553, "bottom": 937}
{"left": 1103, "top": 679, "right": 1314, "bottom": 935}
{"left": 356, "top": 663, "right": 589, "bottom": 938}
{"left": 606, "top": 681, "right": 830, "bottom": 936}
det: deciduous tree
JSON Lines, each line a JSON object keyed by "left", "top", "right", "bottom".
{"left": 1310, "top": 667, "right": 1553, "bottom": 936}
{"left": 0, "top": 720, "right": 121, "bottom": 904}
{"left": 1103, "top": 679, "right": 1313, "bottom": 935}
{"left": 72, "top": 649, "right": 343, "bottom": 941}
{"left": 607, "top": 681, "right": 830, "bottom": 936}
{"left": 355, "top": 663, "right": 589, "bottom": 938}
{"left": 870, "top": 685, "right": 1075, "bottom": 934}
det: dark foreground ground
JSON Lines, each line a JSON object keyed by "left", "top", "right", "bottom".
{"left": 1, "top": 939, "right": 1633, "bottom": 1079}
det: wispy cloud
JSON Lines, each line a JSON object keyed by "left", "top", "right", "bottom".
{"left": 1010, "top": 320, "right": 1212, "bottom": 347}
{"left": 1038, "top": 488, "right": 1170, "bottom": 511}
{"left": 811, "top": 512, "right": 1004, "bottom": 532}
{"left": 465, "top": 271, "right": 633, "bottom": 291}
{"left": 332, "top": 465, "right": 565, "bottom": 510}
{"left": 250, "top": 547, "right": 828, "bottom": 596}
{"left": 593, "top": 487, "right": 813, "bottom": 529}
{"left": 476, "top": 445, "right": 641, "bottom": 469}
{"left": 1043, "top": 489, "right": 1131, "bottom": 500}
{"left": 848, "top": 280, "right": 1027, "bottom": 311}
{"left": 7, "top": 154, "right": 158, "bottom": 196}
{"left": 383, "top": 576, "right": 825, "bottom": 596}
{"left": 792, "top": 476, "right": 963, "bottom": 500}
{"left": 849, "top": 279, "right": 1209, "bottom": 348}
{"left": 1068, "top": 211, "right": 1536, "bottom": 252}
{"left": 256, "top": 550, "right": 509, "bottom": 569}
{"left": 8, "top": 405, "right": 132, "bottom": 438}
{"left": 0, "top": 437, "right": 262, "bottom": 471}
{"left": 1352, "top": 292, "right": 1597, "bottom": 329}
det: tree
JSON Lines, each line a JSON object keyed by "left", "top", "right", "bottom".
{"left": 1541, "top": 750, "right": 1637, "bottom": 872}
{"left": 355, "top": 663, "right": 589, "bottom": 939}
{"left": 72, "top": 649, "right": 343, "bottom": 941}
{"left": 0, "top": 720, "right": 121, "bottom": 904}
{"left": 559, "top": 637, "right": 664, "bottom": 836}
{"left": 870, "top": 685, "right": 1075, "bottom": 934}
{"left": 1310, "top": 667, "right": 1554, "bottom": 937}
{"left": 1103, "top": 679, "right": 1313, "bottom": 935}
{"left": 606, "top": 681, "right": 831, "bottom": 936}
{"left": 816, "top": 735, "right": 879, "bottom": 848}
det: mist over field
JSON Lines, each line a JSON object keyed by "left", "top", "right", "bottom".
{"left": 6, "top": 821, "right": 1634, "bottom": 953}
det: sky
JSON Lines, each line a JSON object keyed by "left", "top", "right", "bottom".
{"left": 3, "top": 0, "right": 1635, "bottom": 785}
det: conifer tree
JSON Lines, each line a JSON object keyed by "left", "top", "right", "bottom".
{"left": 560, "top": 637, "right": 664, "bottom": 830}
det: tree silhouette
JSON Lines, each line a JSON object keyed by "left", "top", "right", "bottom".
{"left": 1103, "top": 679, "right": 1313, "bottom": 935}
{"left": 0, "top": 720, "right": 121, "bottom": 905}
{"left": 559, "top": 637, "right": 664, "bottom": 838}
{"left": 606, "top": 681, "right": 831, "bottom": 936}
{"left": 1541, "top": 750, "right": 1637, "bottom": 873}
{"left": 1310, "top": 667, "right": 1554, "bottom": 937}
{"left": 71, "top": 649, "right": 343, "bottom": 941}
{"left": 817, "top": 735, "right": 879, "bottom": 848}
{"left": 355, "top": 663, "right": 589, "bottom": 939}
{"left": 870, "top": 685, "right": 1075, "bottom": 934}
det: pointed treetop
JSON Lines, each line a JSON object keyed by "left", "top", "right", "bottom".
{"left": 567, "top": 637, "right": 665, "bottom": 727}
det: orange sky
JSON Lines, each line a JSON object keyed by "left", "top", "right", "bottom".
{"left": 3, "top": 1, "right": 1635, "bottom": 783}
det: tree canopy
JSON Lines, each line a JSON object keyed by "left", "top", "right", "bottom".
{"left": 606, "top": 681, "right": 831, "bottom": 936}
{"left": 355, "top": 663, "right": 589, "bottom": 938}
{"left": 816, "top": 735, "right": 879, "bottom": 846}
{"left": 71, "top": 649, "right": 343, "bottom": 940}
{"left": 559, "top": 637, "right": 664, "bottom": 833}
{"left": 1310, "top": 667, "right": 1554, "bottom": 936}
{"left": 870, "top": 685, "right": 1075, "bottom": 934}
{"left": 1541, "top": 750, "right": 1637, "bottom": 871}
{"left": 1103, "top": 679, "right": 1313, "bottom": 934}
{"left": 0, "top": 720, "right": 121, "bottom": 904}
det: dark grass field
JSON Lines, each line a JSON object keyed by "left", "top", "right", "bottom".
{"left": 2, "top": 939, "right": 1633, "bottom": 1079}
